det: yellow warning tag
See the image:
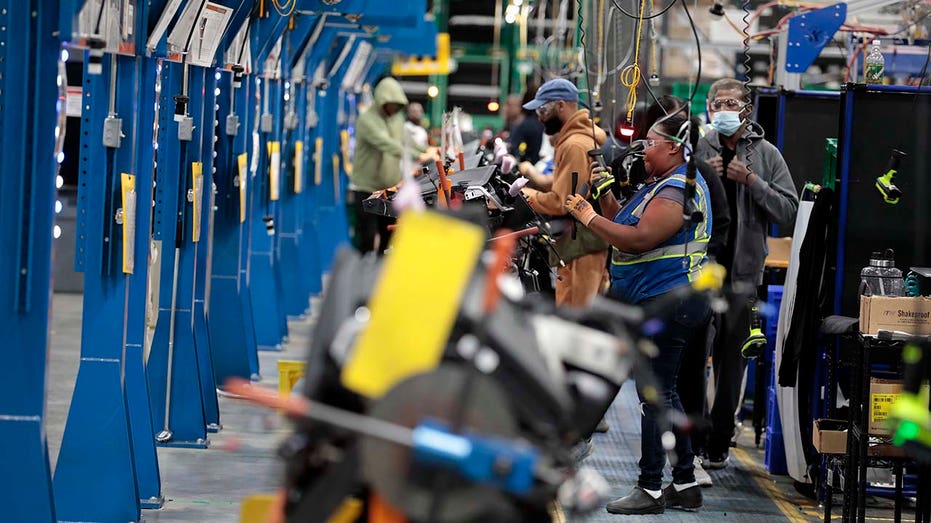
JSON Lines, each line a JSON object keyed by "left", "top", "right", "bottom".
{"left": 314, "top": 137, "right": 323, "bottom": 186}
{"left": 341, "top": 211, "right": 485, "bottom": 398}
{"left": 238, "top": 153, "right": 248, "bottom": 223}
{"left": 294, "top": 140, "right": 304, "bottom": 194}
{"left": 268, "top": 141, "right": 281, "bottom": 201}
{"left": 120, "top": 173, "right": 136, "bottom": 274}
{"left": 340, "top": 129, "right": 353, "bottom": 176}
{"left": 332, "top": 153, "right": 341, "bottom": 204}
{"left": 191, "top": 162, "right": 203, "bottom": 242}
{"left": 871, "top": 393, "right": 900, "bottom": 423}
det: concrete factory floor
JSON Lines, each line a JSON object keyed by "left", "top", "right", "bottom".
{"left": 45, "top": 292, "right": 912, "bottom": 522}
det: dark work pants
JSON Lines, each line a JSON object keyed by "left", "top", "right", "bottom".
{"left": 637, "top": 294, "right": 712, "bottom": 491}
{"left": 707, "top": 289, "right": 753, "bottom": 457}
{"left": 677, "top": 318, "right": 714, "bottom": 455}
{"left": 348, "top": 190, "right": 393, "bottom": 255}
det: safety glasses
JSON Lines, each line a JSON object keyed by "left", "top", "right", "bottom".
{"left": 535, "top": 100, "right": 558, "bottom": 118}
{"left": 709, "top": 98, "right": 749, "bottom": 111}
{"left": 642, "top": 138, "right": 676, "bottom": 149}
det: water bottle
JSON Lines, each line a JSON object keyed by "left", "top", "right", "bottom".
{"left": 865, "top": 40, "right": 885, "bottom": 84}
{"left": 860, "top": 249, "right": 906, "bottom": 297}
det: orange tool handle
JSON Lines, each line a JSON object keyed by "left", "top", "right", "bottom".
{"left": 487, "top": 226, "right": 539, "bottom": 242}
{"left": 483, "top": 231, "right": 518, "bottom": 314}
{"left": 435, "top": 160, "right": 450, "bottom": 208}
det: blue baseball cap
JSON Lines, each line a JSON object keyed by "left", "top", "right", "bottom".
{"left": 522, "top": 78, "right": 579, "bottom": 111}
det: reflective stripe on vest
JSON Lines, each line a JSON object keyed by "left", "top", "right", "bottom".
{"left": 612, "top": 238, "right": 709, "bottom": 265}
{"left": 611, "top": 174, "right": 710, "bottom": 266}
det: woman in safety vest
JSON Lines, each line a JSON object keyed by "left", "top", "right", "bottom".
{"left": 564, "top": 111, "right": 713, "bottom": 516}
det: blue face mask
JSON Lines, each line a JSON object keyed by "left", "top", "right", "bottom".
{"left": 711, "top": 111, "right": 744, "bottom": 137}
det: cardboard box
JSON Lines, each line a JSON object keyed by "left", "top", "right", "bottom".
{"left": 868, "top": 378, "right": 931, "bottom": 435}
{"left": 765, "top": 237, "right": 792, "bottom": 269}
{"left": 859, "top": 296, "right": 931, "bottom": 336}
{"left": 813, "top": 419, "right": 848, "bottom": 454}
{"left": 813, "top": 418, "right": 909, "bottom": 457}
{"left": 869, "top": 378, "right": 904, "bottom": 436}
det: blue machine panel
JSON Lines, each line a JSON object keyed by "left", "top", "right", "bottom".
{"left": 784, "top": 3, "right": 846, "bottom": 73}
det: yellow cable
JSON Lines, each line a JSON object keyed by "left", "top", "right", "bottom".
{"left": 620, "top": 0, "right": 648, "bottom": 121}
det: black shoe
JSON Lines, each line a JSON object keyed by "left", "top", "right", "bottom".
{"left": 703, "top": 453, "right": 728, "bottom": 470}
{"left": 663, "top": 483, "right": 703, "bottom": 511}
{"left": 605, "top": 487, "right": 665, "bottom": 515}
{"left": 595, "top": 419, "right": 610, "bottom": 433}
{"left": 571, "top": 438, "right": 594, "bottom": 463}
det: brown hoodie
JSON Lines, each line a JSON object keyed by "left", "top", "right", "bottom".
{"left": 524, "top": 108, "right": 607, "bottom": 215}
{"left": 522, "top": 109, "right": 609, "bottom": 307}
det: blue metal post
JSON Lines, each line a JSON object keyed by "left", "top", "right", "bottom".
{"left": 834, "top": 86, "right": 856, "bottom": 314}
{"left": 126, "top": 54, "right": 164, "bottom": 511}
{"left": 297, "top": 27, "right": 340, "bottom": 298}
{"left": 209, "top": 69, "right": 261, "bottom": 383}
{"left": 249, "top": 75, "right": 288, "bottom": 350}
{"left": 279, "top": 77, "right": 313, "bottom": 318}
{"left": 54, "top": 54, "right": 141, "bottom": 523}
{"left": 270, "top": 76, "right": 290, "bottom": 342}
{"left": 314, "top": 43, "right": 356, "bottom": 268}
{"left": 277, "top": 15, "right": 321, "bottom": 318}
{"left": 0, "top": 1, "right": 62, "bottom": 520}
{"left": 194, "top": 67, "right": 221, "bottom": 433}
{"left": 147, "top": 59, "right": 209, "bottom": 449}
{"left": 239, "top": 76, "right": 263, "bottom": 373}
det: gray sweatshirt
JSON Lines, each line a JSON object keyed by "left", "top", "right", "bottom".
{"left": 694, "top": 122, "right": 800, "bottom": 286}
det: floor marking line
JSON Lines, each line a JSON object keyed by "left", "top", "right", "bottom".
{"left": 732, "top": 446, "right": 812, "bottom": 523}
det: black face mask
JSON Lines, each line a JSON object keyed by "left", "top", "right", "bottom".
{"left": 542, "top": 115, "right": 564, "bottom": 136}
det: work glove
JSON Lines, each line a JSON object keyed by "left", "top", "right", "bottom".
{"left": 589, "top": 166, "right": 616, "bottom": 200}
{"left": 493, "top": 137, "right": 509, "bottom": 163}
{"left": 499, "top": 154, "right": 517, "bottom": 174}
{"left": 564, "top": 194, "right": 598, "bottom": 227}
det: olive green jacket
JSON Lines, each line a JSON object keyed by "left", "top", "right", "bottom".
{"left": 350, "top": 78, "right": 417, "bottom": 192}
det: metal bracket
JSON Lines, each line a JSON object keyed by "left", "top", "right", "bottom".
{"left": 784, "top": 3, "right": 847, "bottom": 73}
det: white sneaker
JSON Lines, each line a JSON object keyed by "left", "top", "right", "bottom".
{"left": 694, "top": 457, "right": 713, "bottom": 487}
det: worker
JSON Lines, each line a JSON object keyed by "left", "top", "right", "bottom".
{"left": 566, "top": 110, "right": 712, "bottom": 514}
{"left": 693, "top": 78, "right": 799, "bottom": 470}
{"left": 404, "top": 102, "right": 430, "bottom": 151}
{"left": 502, "top": 93, "right": 523, "bottom": 137}
{"left": 623, "top": 95, "right": 732, "bottom": 488}
{"left": 514, "top": 133, "right": 557, "bottom": 191}
{"left": 520, "top": 77, "right": 608, "bottom": 308}
{"left": 507, "top": 86, "right": 545, "bottom": 164}
{"left": 348, "top": 77, "right": 437, "bottom": 255}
